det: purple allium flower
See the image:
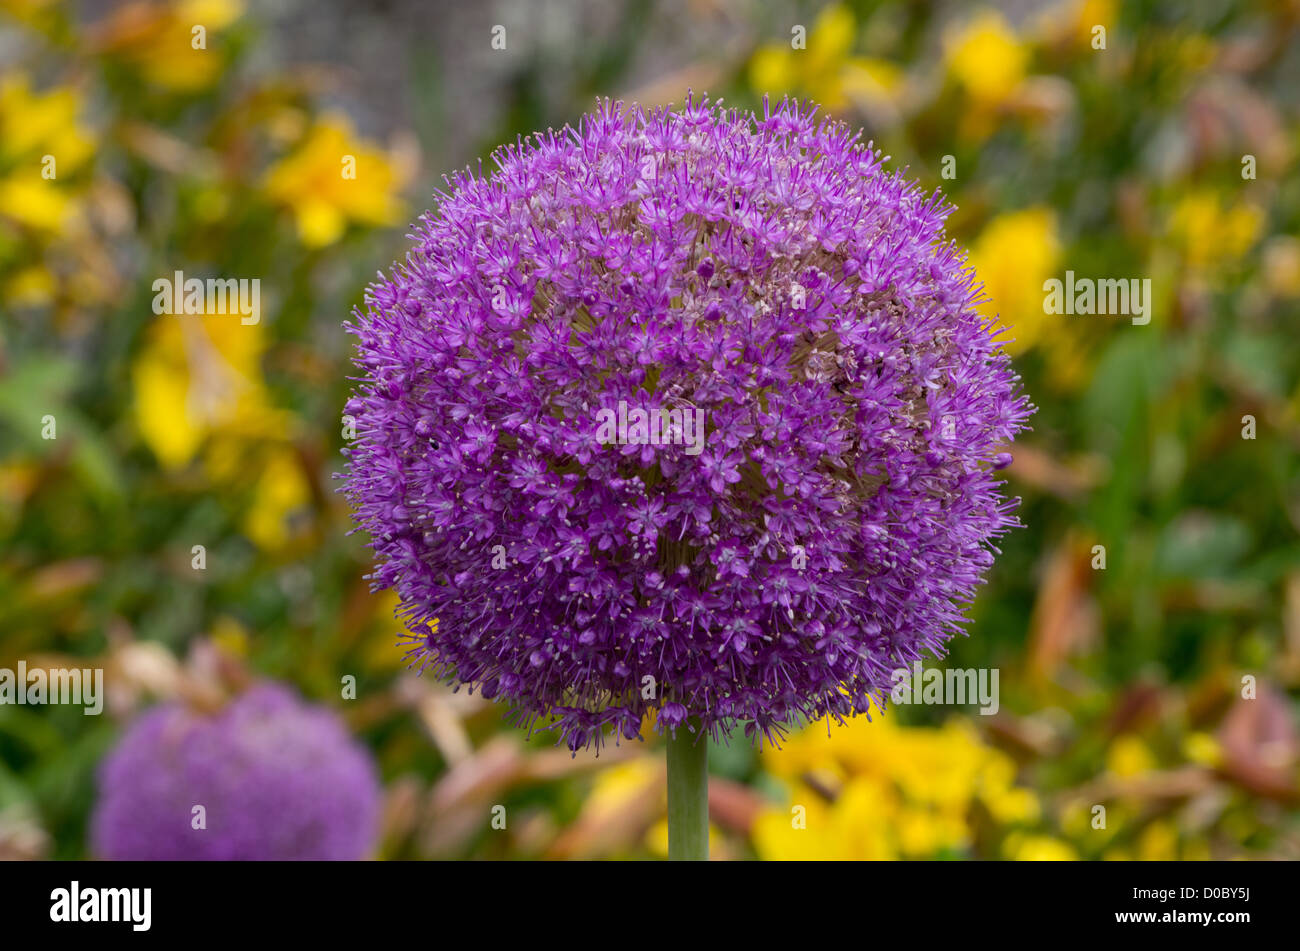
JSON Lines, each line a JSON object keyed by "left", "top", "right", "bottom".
{"left": 342, "top": 95, "right": 1032, "bottom": 752}
{"left": 91, "top": 684, "right": 381, "bottom": 860}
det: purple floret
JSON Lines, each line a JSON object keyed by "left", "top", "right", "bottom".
{"left": 91, "top": 684, "right": 381, "bottom": 860}
{"left": 342, "top": 95, "right": 1033, "bottom": 752}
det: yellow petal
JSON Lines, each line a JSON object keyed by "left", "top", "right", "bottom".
{"left": 132, "top": 344, "right": 205, "bottom": 468}
{"left": 178, "top": 0, "right": 244, "bottom": 30}
{"left": 0, "top": 177, "right": 72, "bottom": 231}
{"left": 809, "top": 4, "right": 857, "bottom": 68}
{"left": 5, "top": 266, "right": 55, "bottom": 307}
{"left": 749, "top": 46, "right": 795, "bottom": 94}
{"left": 242, "top": 448, "right": 311, "bottom": 550}
{"left": 295, "top": 197, "right": 347, "bottom": 247}
{"left": 968, "top": 207, "right": 1062, "bottom": 355}
{"left": 946, "top": 10, "right": 1028, "bottom": 105}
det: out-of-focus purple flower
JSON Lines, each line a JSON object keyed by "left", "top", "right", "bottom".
{"left": 342, "top": 95, "right": 1032, "bottom": 752}
{"left": 91, "top": 684, "right": 381, "bottom": 860}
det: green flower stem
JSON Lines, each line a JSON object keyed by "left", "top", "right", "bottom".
{"left": 666, "top": 723, "right": 709, "bottom": 861}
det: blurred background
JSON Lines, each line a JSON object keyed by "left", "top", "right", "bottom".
{"left": 1, "top": 0, "right": 1298, "bottom": 860}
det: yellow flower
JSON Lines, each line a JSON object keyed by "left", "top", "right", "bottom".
{"left": 946, "top": 10, "right": 1027, "bottom": 108}
{"left": 3, "top": 265, "right": 56, "bottom": 307}
{"left": 93, "top": 0, "right": 243, "bottom": 92}
{"left": 263, "top": 116, "right": 406, "bottom": 248}
{"left": 589, "top": 759, "right": 661, "bottom": 811}
{"left": 132, "top": 314, "right": 282, "bottom": 469}
{"left": 753, "top": 709, "right": 1040, "bottom": 860}
{"left": 752, "top": 775, "right": 899, "bottom": 860}
{"left": 968, "top": 207, "right": 1062, "bottom": 356}
{"left": 209, "top": 615, "right": 251, "bottom": 656}
{"left": 749, "top": 5, "right": 901, "bottom": 114}
{"left": 970, "top": 208, "right": 1099, "bottom": 389}
{"left": 897, "top": 804, "right": 969, "bottom": 857}
{"left": 243, "top": 445, "right": 311, "bottom": 550}
{"left": 1183, "top": 731, "right": 1221, "bottom": 767}
{"left": 0, "top": 74, "right": 95, "bottom": 169}
{"left": 983, "top": 783, "right": 1041, "bottom": 825}
{"left": 1059, "top": 800, "right": 1085, "bottom": 838}
{"left": 0, "top": 177, "right": 73, "bottom": 231}
{"left": 1136, "top": 820, "right": 1178, "bottom": 861}
{"left": 1005, "top": 833, "right": 1078, "bottom": 861}
{"left": 1168, "top": 191, "right": 1264, "bottom": 273}
{"left": 1106, "top": 735, "right": 1156, "bottom": 777}
{"left": 132, "top": 312, "right": 310, "bottom": 549}
{"left": 0, "top": 74, "right": 96, "bottom": 234}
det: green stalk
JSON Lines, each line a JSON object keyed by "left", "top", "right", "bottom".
{"left": 666, "top": 723, "right": 709, "bottom": 861}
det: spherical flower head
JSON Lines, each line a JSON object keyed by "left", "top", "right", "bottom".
{"left": 343, "top": 95, "right": 1032, "bottom": 752}
{"left": 91, "top": 684, "right": 381, "bottom": 860}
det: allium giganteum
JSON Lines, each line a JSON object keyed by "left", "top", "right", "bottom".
{"left": 343, "top": 96, "right": 1032, "bottom": 752}
{"left": 92, "top": 685, "right": 381, "bottom": 860}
